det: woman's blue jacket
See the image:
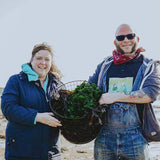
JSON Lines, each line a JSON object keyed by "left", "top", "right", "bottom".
{"left": 1, "top": 71, "right": 61, "bottom": 160}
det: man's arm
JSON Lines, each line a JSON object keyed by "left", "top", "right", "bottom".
{"left": 99, "top": 89, "right": 152, "bottom": 105}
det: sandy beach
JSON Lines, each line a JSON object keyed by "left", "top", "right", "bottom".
{"left": 1, "top": 102, "right": 160, "bottom": 160}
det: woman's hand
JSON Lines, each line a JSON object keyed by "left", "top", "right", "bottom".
{"left": 36, "top": 112, "right": 62, "bottom": 127}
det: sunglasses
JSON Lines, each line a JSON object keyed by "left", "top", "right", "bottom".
{"left": 116, "top": 33, "right": 136, "bottom": 41}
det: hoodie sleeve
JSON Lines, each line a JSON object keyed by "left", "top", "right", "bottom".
{"left": 142, "top": 62, "right": 160, "bottom": 101}
{"left": 88, "top": 61, "right": 104, "bottom": 85}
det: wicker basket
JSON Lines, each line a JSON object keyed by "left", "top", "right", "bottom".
{"left": 50, "top": 80, "right": 104, "bottom": 144}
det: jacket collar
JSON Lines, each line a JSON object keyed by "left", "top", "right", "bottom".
{"left": 19, "top": 71, "right": 57, "bottom": 83}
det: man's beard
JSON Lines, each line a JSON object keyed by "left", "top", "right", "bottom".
{"left": 115, "top": 43, "right": 137, "bottom": 55}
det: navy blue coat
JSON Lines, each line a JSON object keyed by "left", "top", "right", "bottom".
{"left": 1, "top": 71, "right": 60, "bottom": 160}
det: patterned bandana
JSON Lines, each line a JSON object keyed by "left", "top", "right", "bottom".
{"left": 112, "top": 47, "right": 145, "bottom": 65}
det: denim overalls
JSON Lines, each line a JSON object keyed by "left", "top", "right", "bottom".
{"left": 94, "top": 102, "right": 149, "bottom": 160}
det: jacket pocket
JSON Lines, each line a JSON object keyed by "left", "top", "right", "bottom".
{"left": 6, "top": 134, "right": 41, "bottom": 158}
{"left": 6, "top": 124, "right": 41, "bottom": 158}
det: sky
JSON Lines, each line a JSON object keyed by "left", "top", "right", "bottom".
{"left": 0, "top": 0, "right": 160, "bottom": 87}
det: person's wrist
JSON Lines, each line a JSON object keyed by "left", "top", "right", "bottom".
{"left": 115, "top": 92, "right": 125, "bottom": 102}
{"left": 36, "top": 113, "right": 42, "bottom": 123}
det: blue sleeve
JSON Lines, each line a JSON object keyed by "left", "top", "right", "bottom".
{"left": 142, "top": 65, "right": 160, "bottom": 101}
{"left": 1, "top": 75, "right": 38, "bottom": 126}
{"left": 88, "top": 62, "right": 103, "bottom": 85}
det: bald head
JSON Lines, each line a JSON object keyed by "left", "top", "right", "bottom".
{"left": 115, "top": 24, "right": 133, "bottom": 36}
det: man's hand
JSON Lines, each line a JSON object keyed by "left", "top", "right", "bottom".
{"left": 99, "top": 92, "right": 121, "bottom": 105}
{"left": 36, "top": 112, "right": 62, "bottom": 127}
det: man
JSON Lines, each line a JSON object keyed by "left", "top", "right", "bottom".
{"left": 88, "top": 24, "right": 160, "bottom": 160}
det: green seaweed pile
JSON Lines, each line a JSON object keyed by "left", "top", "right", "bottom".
{"left": 63, "top": 82, "right": 103, "bottom": 118}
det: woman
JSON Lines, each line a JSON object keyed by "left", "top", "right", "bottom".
{"left": 1, "top": 43, "right": 63, "bottom": 160}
